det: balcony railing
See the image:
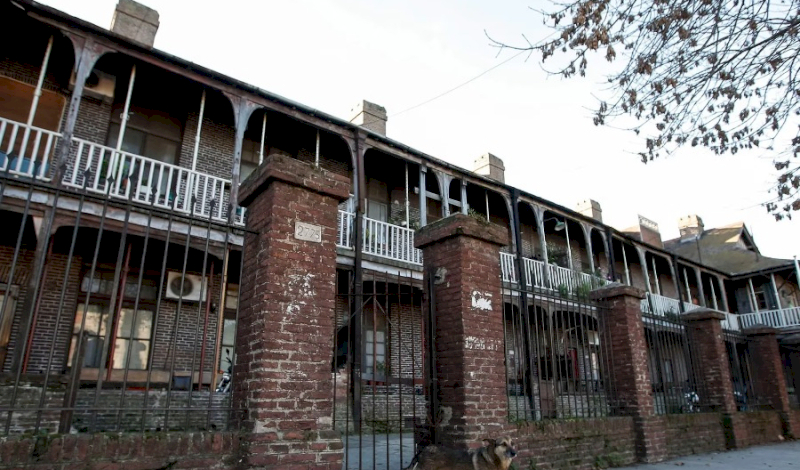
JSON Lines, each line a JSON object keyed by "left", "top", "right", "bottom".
{"left": 501, "top": 253, "right": 605, "bottom": 295}
{"left": 337, "top": 211, "right": 422, "bottom": 265}
{"left": 640, "top": 292, "right": 701, "bottom": 317}
{"left": 0, "top": 117, "right": 244, "bottom": 225}
{"left": 738, "top": 307, "right": 800, "bottom": 330}
{"left": 0, "top": 116, "right": 60, "bottom": 180}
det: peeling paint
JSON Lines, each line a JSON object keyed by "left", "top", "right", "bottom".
{"left": 465, "top": 336, "right": 501, "bottom": 351}
{"left": 471, "top": 290, "right": 492, "bottom": 311}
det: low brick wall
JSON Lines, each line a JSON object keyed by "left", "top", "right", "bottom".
{"left": 0, "top": 431, "right": 240, "bottom": 470}
{"left": 727, "top": 411, "right": 785, "bottom": 448}
{"left": 509, "top": 417, "right": 637, "bottom": 470}
{"left": 663, "top": 413, "right": 726, "bottom": 458}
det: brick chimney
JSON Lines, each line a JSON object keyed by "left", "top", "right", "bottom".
{"left": 576, "top": 199, "right": 602, "bottom": 222}
{"left": 638, "top": 214, "right": 663, "bottom": 248}
{"left": 110, "top": 0, "right": 159, "bottom": 48}
{"left": 349, "top": 100, "right": 387, "bottom": 135}
{"left": 473, "top": 153, "right": 505, "bottom": 183}
{"left": 678, "top": 214, "right": 704, "bottom": 240}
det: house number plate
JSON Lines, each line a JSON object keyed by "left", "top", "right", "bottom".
{"left": 295, "top": 221, "right": 322, "bottom": 243}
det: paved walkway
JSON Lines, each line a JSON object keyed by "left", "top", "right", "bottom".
{"left": 620, "top": 441, "right": 800, "bottom": 469}
{"left": 342, "top": 434, "right": 800, "bottom": 470}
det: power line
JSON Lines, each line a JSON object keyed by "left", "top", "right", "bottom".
{"left": 390, "top": 49, "right": 527, "bottom": 119}
{"left": 359, "top": 49, "right": 527, "bottom": 127}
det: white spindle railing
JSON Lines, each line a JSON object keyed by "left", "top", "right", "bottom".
{"left": 64, "top": 137, "right": 239, "bottom": 224}
{"left": 522, "top": 257, "right": 546, "bottom": 288}
{"left": 739, "top": 307, "right": 800, "bottom": 330}
{"left": 362, "top": 216, "right": 422, "bottom": 265}
{"left": 500, "top": 252, "right": 517, "bottom": 283}
{"left": 336, "top": 212, "right": 422, "bottom": 265}
{"left": 501, "top": 255, "right": 605, "bottom": 296}
{"left": 721, "top": 312, "right": 741, "bottom": 331}
{"left": 640, "top": 292, "right": 702, "bottom": 316}
{"left": 0, "top": 116, "right": 60, "bottom": 180}
{"left": 337, "top": 211, "right": 354, "bottom": 248}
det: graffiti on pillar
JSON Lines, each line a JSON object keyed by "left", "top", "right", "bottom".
{"left": 471, "top": 290, "right": 492, "bottom": 311}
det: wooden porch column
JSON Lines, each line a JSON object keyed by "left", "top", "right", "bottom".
{"left": 532, "top": 204, "right": 550, "bottom": 287}
{"left": 694, "top": 268, "right": 707, "bottom": 307}
{"left": 635, "top": 247, "right": 652, "bottom": 293}
{"left": 580, "top": 223, "right": 595, "bottom": 275}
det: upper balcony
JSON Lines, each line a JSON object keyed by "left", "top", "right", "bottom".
{"left": 0, "top": 116, "right": 244, "bottom": 225}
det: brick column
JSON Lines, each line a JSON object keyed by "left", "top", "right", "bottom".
{"left": 414, "top": 214, "right": 508, "bottom": 449}
{"left": 744, "top": 327, "right": 800, "bottom": 438}
{"left": 236, "top": 154, "right": 350, "bottom": 469}
{"left": 590, "top": 285, "right": 666, "bottom": 463}
{"left": 683, "top": 310, "right": 737, "bottom": 412}
{"left": 682, "top": 309, "right": 747, "bottom": 448}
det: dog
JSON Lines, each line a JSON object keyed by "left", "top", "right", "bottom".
{"left": 406, "top": 437, "right": 517, "bottom": 470}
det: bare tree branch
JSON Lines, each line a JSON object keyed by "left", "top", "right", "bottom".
{"left": 490, "top": 0, "right": 800, "bottom": 219}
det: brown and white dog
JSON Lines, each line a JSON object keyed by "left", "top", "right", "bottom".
{"left": 407, "top": 437, "right": 517, "bottom": 470}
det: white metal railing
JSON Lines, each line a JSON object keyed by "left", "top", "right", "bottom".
{"left": 522, "top": 257, "right": 545, "bottom": 288}
{"left": 501, "top": 252, "right": 517, "bottom": 283}
{"left": 0, "top": 116, "right": 61, "bottom": 180}
{"left": 721, "top": 312, "right": 740, "bottom": 331}
{"left": 337, "top": 211, "right": 422, "bottom": 265}
{"left": 738, "top": 307, "right": 800, "bottom": 330}
{"left": 502, "top": 254, "right": 605, "bottom": 295}
{"left": 337, "top": 211, "right": 354, "bottom": 249}
{"left": 64, "top": 137, "right": 239, "bottom": 224}
{"left": 640, "top": 292, "right": 702, "bottom": 316}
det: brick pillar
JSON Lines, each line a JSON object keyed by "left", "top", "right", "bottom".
{"left": 236, "top": 154, "right": 350, "bottom": 469}
{"left": 590, "top": 285, "right": 666, "bottom": 463}
{"left": 744, "top": 327, "right": 800, "bottom": 438}
{"left": 414, "top": 214, "right": 508, "bottom": 449}
{"left": 682, "top": 309, "right": 747, "bottom": 448}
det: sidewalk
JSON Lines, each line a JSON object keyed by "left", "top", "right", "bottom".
{"left": 620, "top": 441, "right": 800, "bottom": 469}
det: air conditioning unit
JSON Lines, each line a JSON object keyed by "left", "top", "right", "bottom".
{"left": 69, "top": 70, "right": 116, "bottom": 103}
{"left": 165, "top": 272, "right": 207, "bottom": 302}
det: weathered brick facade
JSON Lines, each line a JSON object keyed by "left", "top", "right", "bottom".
{"left": 745, "top": 326, "right": 800, "bottom": 438}
{"left": 235, "top": 153, "right": 350, "bottom": 469}
{"left": 590, "top": 284, "right": 666, "bottom": 463}
{"left": 415, "top": 214, "right": 509, "bottom": 447}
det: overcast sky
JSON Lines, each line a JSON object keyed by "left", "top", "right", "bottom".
{"left": 40, "top": 0, "right": 799, "bottom": 260}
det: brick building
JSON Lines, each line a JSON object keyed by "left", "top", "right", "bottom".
{"left": 0, "top": 0, "right": 799, "bottom": 468}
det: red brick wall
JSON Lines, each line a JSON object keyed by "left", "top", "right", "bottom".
{"left": 415, "top": 214, "right": 509, "bottom": 447}
{"left": 508, "top": 417, "right": 637, "bottom": 470}
{"left": 663, "top": 413, "right": 726, "bottom": 458}
{"left": 726, "top": 411, "right": 786, "bottom": 448}
{"left": 0, "top": 431, "right": 240, "bottom": 470}
{"left": 235, "top": 154, "right": 349, "bottom": 469}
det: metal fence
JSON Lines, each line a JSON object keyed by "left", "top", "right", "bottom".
{"left": 0, "top": 167, "right": 246, "bottom": 435}
{"left": 642, "top": 312, "right": 708, "bottom": 415}
{"left": 333, "top": 268, "right": 425, "bottom": 470}
{"left": 723, "top": 330, "right": 766, "bottom": 411}
{"left": 501, "top": 278, "right": 617, "bottom": 421}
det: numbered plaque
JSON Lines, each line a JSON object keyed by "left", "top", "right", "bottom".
{"left": 294, "top": 221, "right": 322, "bottom": 243}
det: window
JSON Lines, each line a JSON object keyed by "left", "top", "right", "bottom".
{"left": 0, "top": 285, "right": 19, "bottom": 366}
{"left": 363, "top": 311, "right": 387, "bottom": 381}
{"left": 753, "top": 286, "right": 769, "bottom": 310}
{"left": 68, "top": 272, "right": 156, "bottom": 371}
{"left": 219, "top": 316, "right": 236, "bottom": 372}
{"left": 239, "top": 139, "right": 260, "bottom": 183}
{"left": 367, "top": 200, "right": 388, "bottom": 222}
{"left": 68, "top": 304, "right": 153, "bottom": 370}
{"left": 107, "top": 123, "right": 179, "bottom": 165}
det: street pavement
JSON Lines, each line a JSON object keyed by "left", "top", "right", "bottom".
{"left": 619, "top": 440, "right": 800, "bottom": 469}
{"left": 342, "top": 434, "right": 800, "bottom": 470}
